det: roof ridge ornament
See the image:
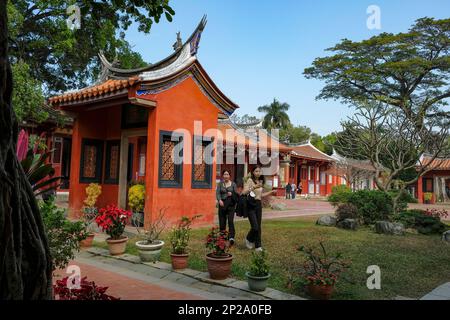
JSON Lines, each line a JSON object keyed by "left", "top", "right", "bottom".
{"left": 173, "top": 32, "right": 183, "bottom": 51}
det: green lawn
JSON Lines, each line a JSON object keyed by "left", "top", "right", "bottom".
{"left": 93, "top": 216, "right": 450, "bottom": 300}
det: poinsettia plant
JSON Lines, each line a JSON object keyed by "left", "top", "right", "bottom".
{"left": 95, "top": 205, "right": 132, "bottom": 240}
{"left": 54, "top": 276, "right": 119, "bottom": 300}
{"left": 205, "top": 226, "right": 230, "bottom": 257}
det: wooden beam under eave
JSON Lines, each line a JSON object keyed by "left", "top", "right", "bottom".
{"left": 128, "top": 97, "right": 157, "bottom": 108}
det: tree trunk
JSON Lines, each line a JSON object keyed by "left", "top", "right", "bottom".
{"left": 0, "top": 0, "right": 53, "bottom": 299}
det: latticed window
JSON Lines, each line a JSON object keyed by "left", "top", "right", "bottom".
{"left": 158, "top": 131, "right": 183, "bottom": 188}
{"left": 80, "top": 139, "right": 103, "bottom": 183}
{"left": 105, "top": 140, "right": 120, "bottom": 184}
{"left": 192, "top": 136, "right": 213, "bottom": 189}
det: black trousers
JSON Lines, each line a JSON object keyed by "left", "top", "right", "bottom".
{"left": 246, "top": 200, "right": 262, "bottom": 248}
{"left": 218, "top": 201, "right": 236, "bottom": 239}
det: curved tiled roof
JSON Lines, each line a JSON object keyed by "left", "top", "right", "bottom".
{"left": 421, "top": 156, "right": 450, "bottom": 170}
{"left": 290, "top": 142, "right": 334, "bottom": 162}
{"left": 48, "top": 78, "right": 138, "bottom": 105}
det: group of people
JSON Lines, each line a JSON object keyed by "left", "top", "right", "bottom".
{"left": 215, "top": 166, "right": 275, "bottom": 252}
{"left": 285, "top": 180, "right": 302, "bottom": 199}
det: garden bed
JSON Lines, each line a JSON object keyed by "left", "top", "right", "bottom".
{"left": 93, "top": 216, "right": 450, "bottom": 300}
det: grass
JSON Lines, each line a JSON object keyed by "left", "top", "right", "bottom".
{"left": 93, "top": 216, "right": 450, "bottom": 300}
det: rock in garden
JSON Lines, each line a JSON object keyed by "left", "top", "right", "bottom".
{"left": 337, "top": 219, "right": 357, "bottom": 230}
{"left": 375, "top": 221, "right": 405, "bottom": 235}
{"left": 271, "top": 203, "right": 288, "bottom": 211}
{"left": 443, "top": 231, "right": 450, "bottom": 243}
{"left": 316, "top": 215, "right": 337, "bottom": 226}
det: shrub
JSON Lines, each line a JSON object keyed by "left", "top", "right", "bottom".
{"left": 347, "top": 190, "right": 394, "bottom": 225}
{"left": 335, "top": 203, "right": 359, "bottom": 223}
{"left": 128, "top": 184, "right": 145, "bottom": 213}
{"left": 248, "top": 250, "right": 270, "bottom": 277}
{"left": 328, "top": 185, "right": 352, "bottom": 207}
{"left": 388, "top": 189, "right": 417, "bottom": 212}
{"left": 54, "top": 276, "right": 119, "bottom": 300}
{"left": 169, "top": 215, "right": 201, "bottom": 254}
{"left": 394, "top": 209, "right": 449, "bottom": 235}
{"left": 40, "top": 198, "right": 88, "bottom": 271}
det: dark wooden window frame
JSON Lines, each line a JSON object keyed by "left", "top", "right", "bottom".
{"left": 192, "top": 135, "right": 214, "bottom": 189}
{"left": 104, "top": 140, "right": 121, "bottom": 184}
{"left": 158, "top": 130, "right": 184, "bottom": 188}
{"left": 80, "top": 139, "right": 104, "bottom": 184}
{"left": 423, "top": 177, "right": 434, "bottom": 193}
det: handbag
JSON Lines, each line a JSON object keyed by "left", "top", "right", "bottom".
{"left": 235, "top": 194, "right": 249, "bottom": 218}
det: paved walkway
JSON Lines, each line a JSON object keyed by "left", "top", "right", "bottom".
{"left": 420, "top": 282, "right": 450, "bottom": 300}
{"left": 54, "top": 249, "right": 303, "bottom": 300}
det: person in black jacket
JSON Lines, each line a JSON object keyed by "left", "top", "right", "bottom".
{"left": 216, "top": 170, "right": 238, "bottom": 245}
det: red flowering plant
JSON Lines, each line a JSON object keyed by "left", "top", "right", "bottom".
{"left": 53, "top": 276, "right": 119, "bottom": 300}
{"left": 95, "top": 204, "right": 132, "bottom": 240}
{"left": 288, "top": 240, "right": 351, "bottom": 288}
{"left": 424, "top": 208, "right": 449, "bottom": 220}
{"left": 205, "top": 226, "right": 230, "bottom": 257}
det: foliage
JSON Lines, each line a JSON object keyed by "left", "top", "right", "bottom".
{"left": 347, "top": 190, "right": 394, "bottom": 225}
{"left": 335, "top": 203, "right": 359, "bottom": 223}
{"left": 423, "top": 192, "right": 433, "bottom": 202}
{"left": 8, "top": 0, "right": 175, "bottom": 93}
{"left": 169, "top": 215, "right": 201, "bottom": 254}
{"left": 205, "top": 226, "right": 230, "bottom": 257}
{"left": 20, "top": 148, "right": 60, "bottom": 197}
{"left": 54, "top": 276, "right": 119, "bottom": 300}
{"left": 394, "top": 209, "right": 449, "bottom": 235}
{"left": 128, "top": 184, "right": 146, "bottom": 212}
{"left": 39, "top": 198, "right": 88, "bottom": 271}
{"left": 327, "top": 185, "right": 352, "bottom": 207}
{"left": 388, "top": 189, "right": 417, "bottom": 212}
{"left": 257, "top": 98, "right": 291, "bottom": 130}
{"left": 11, "top": 60, "right": 46, "bottom": 123}
{"left": 290, "top": 241, "right": 351, "bottom": 287}
{"left": 28, "top": 133, "right": 48, "bottom": 152}
{"left": 248, "top": 249, "right": 270, "bottom": 277}
{"left": 280, "top": 124, "right": 311, "bottom": 144}
{"left": 95, "top": 205, "right": 131, "bottom": 240}
{"left": 136, "top": 208, "right": 168, "bottom": 244}
{"left": 83, "top": 183, "right": 102, "bottom": 208}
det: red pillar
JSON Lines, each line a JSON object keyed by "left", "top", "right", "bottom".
{"left": 417, "top": 176, "right": 423, "bottom": 204}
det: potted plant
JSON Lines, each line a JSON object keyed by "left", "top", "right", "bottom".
{"left": 291, "top": 241, "right": 350, "bottom": 300}
{"left": 128, "top": 183, "right": 145, "bottom": 227}
{"left": 95, "top": 205, "right": 132, "bottom": 255}
{"left": 205, "top": 226, "right": 233, "bottom": 280}
{"left": 135, "top": 208, "right": 167, "bottom": 262}
{"left": 169, "top": 215, "right": 200, "bottom": 270}
{"left": 423, "top": 192, "right": 433, "bottom": 204}
{"left": 80, "top": 183, "right": 102, "bottom": 247}
{"left": 246, "top": 249, "right": 271, "bottom": 292}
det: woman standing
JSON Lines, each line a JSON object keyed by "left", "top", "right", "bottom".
{"left": 216, "top": 170, "right": 238, "bottom": 245}
{"left": 242, "top": 166, "right": 275, "bottom": 252}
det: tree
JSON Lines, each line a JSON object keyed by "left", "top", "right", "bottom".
{"left": 8, "top": 0, "right": 174, "bottom": 94}
{"left": 0, "top": 0, "right": 174, "bottom": 300}
{"left": 279, "top": 124, "right": 311, "bottom": 144}
{"left": 335, "top": 102, "right": 449, "bottom": 211}
{"left": 257, "top": 98, "right": 291, "bottom": 130}
{"left": 304, "top": 17, "right": 450, "bottom": 128}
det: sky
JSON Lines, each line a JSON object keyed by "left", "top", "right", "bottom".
{"left": 124, "top": 0, "right": 450, "bottom": 136}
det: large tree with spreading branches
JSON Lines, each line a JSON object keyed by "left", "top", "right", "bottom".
{"left": 0, "top": 0, "right": 174, "bottom": 300}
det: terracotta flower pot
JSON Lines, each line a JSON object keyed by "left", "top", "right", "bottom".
{"left": 307, "top": 283, "right": 334, "bottom": 300}
{"left": 170, "top": 253, "right": 189, "bottom": 270}
{"left": 80, "top": 233, "right": 95, "bottom": 248}
{"left": 206, "top": 253, "right": 233, "bottom": 280}
{"left": 106, "top": 237, "right": 128, "bottom": 256}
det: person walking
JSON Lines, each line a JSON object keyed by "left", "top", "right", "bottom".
{"left": 242, "top": 166, "right": 275, "bottom": 252}
{"left": 291, "top": 181, "right": 297, "bottom": 199}
{"left": 285, "top": 181, "right": 292, "bottom": 199}
{"left": 298, "top": 180, "right": 303, "bottom": 195}
{"left": 216, "top": 170, "right": 238, "bottom": 245}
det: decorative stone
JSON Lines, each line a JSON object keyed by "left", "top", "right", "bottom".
{"left": 443, "top": 231, "right": 450, "bottom": 243}
{"left": 405, "top": 228, "right": 419, "bottom": 235}
{"left": 336, "top": 219, "right": 357, "bottom": 230}
{"left": 316, "top": 215, "right": 337, "bottom": 227}
{"left": 375, "top": 221, "right": 405, "bottom": 235}
{"left": 271, "top": 203, "right": 287, "bottom": 211}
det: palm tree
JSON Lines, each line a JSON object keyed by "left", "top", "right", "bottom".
{"left": 257, "top": 98, "right": 291, "bottom": 130}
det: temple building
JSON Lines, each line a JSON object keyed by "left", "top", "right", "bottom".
{"left": 49, "top": 17, "right": 239, "bottom": 226}
{"left": 414, "top": 155, "right": 450, "bottom": 204}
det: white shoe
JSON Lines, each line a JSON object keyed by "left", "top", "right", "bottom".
{"left": 255, "top": 247, "right": 263, "bottom": 252}
{"left": 245, "top": 238, "right": 255, "bottom": 249}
